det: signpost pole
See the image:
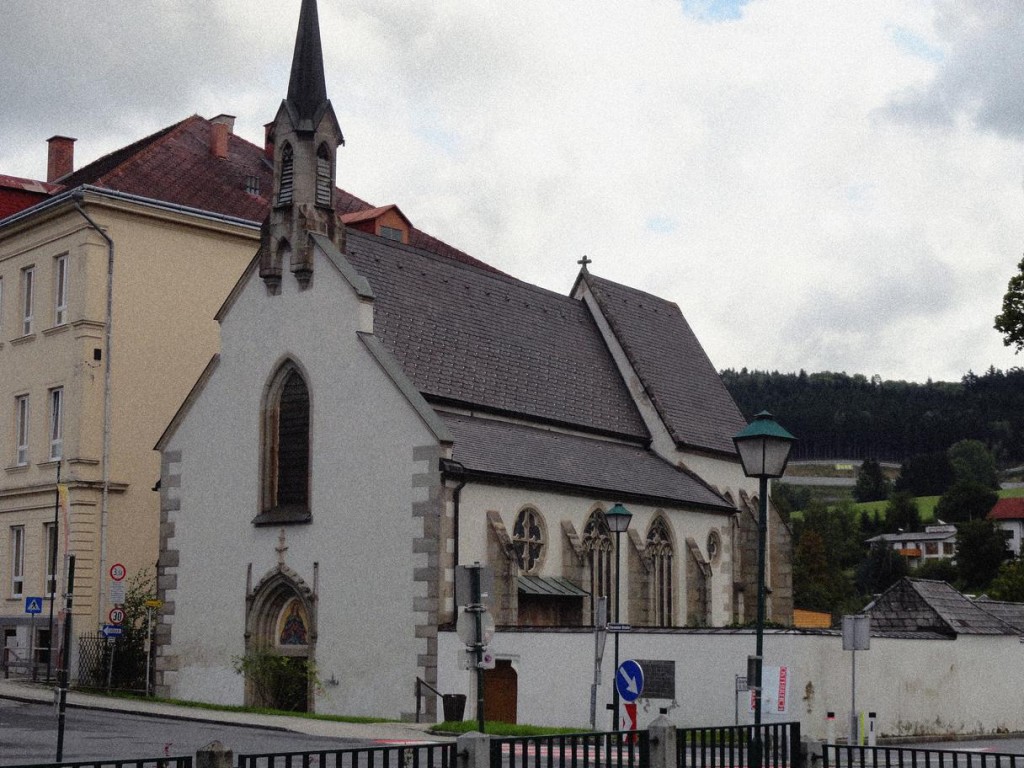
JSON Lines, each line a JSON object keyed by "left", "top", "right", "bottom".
{"left": 55, "top": 554, "right": 75, "bottom": 762}
{"left": 471, "top": 565, "right": 485, "bottom": 733}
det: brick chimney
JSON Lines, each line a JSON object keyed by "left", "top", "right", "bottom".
{"left": 46, "top": 136, "right": 76, "bottom": 182}
{"left": 210, "top": 114, "right": 235, "bottom": 159}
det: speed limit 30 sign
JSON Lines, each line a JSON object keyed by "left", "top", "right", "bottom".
{"left": 108, "top": 607, "right": 125, "bottom": 625}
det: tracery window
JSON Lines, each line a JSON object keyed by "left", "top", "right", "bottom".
{"left": 583, "top": 511, "right": 613, "bottom": 620}
{"left": 277, "top": 143, "right": 294, "bottom": 206}
{"left": 315, "top": 144, "right": 332, "bottom": 208}
{"left": 647, "top": 517, "right": 674, "bottom": 627}
{"left": 258, "top": 362, "right": 311, "bottom": 524}
{"left": 512, "top": 507, "right": 544, "bottom": 573}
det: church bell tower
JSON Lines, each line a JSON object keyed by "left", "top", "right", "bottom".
{"left": 260, "top": 0, "right": 345, "bottom": 293}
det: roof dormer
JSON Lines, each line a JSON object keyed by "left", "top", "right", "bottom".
{"left": 340, "top": 205, "right": 412, "bottom": 245}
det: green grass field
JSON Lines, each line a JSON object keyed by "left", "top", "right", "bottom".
{"left": 789, "top": 485, "right": 1024, "bottom": 522}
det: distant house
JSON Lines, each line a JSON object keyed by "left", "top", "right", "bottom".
{"left": 987, "top": 498, "right": 1024, "bottom": 556}
{"left": 865, "top": 524, "right": 957, "bottom": 567}
{"left": 865, "top": 578, "right": 1018, "bottom": 637}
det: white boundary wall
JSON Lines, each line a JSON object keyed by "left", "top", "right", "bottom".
{"left": 438, "top": 629, "right": 1024, "bottom": 739}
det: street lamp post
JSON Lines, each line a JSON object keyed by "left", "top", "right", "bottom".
{"left": 733, "top": 412, "right": 796, "bottom": 768}
{"left": 606, "top": 502, "right": 632, "bottom": 731}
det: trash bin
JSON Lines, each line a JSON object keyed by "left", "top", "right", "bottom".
{"left": 442, "top": 693, "right": 467, "bottom": 721}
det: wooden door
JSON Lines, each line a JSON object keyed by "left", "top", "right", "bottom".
{"left": 483, "top": 659, "right": 518, "bottom": 723}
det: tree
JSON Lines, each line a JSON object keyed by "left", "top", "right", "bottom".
{"left": 856, "top": 541, "right": 909, "bottom": 596}
{"left": 853, "top": 458, "right": 890, "bottom": 503}
{"left": 914, "top": 557, "right": 959, "bottom": 585}
{"left": 894, "top": 451, "right": 955, "bottom": 497}
{"left": 793, "top": 529, "right": 855, "bottom": 614}
{"left": 947, "top": 439, "right": 1000, "bottom": 490}
{"left": 934, "top": 481, "right": 999, "bottom": 523}
{"left": 994, "top": 255, "right": 1024, "bottom": 353}
{"left": 884, "top": 491, "right": 921, "bottom": 532}
{"left": 956, "top": 520, "right": 1011, "bottom": 591}
{"left": 987, "top": 558, "right": 1024, "bottom": 602}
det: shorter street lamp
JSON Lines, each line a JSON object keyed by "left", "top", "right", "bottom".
{"left": 733, "top": 412, "right": 796, "bottom": 768}
{"left": 606, "top": 502, "right": 632, "bottom": 731}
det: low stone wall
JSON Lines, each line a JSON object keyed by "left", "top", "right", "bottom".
{"left": 437, "top": 627, "right": 1023, "bottom": 739}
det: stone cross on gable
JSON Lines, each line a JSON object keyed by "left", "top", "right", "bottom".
{"left": 577, "top": 255, "right": 592, "bottom": 268}
{"left": 276, "top": 528, "right": 288, "bottom": 565}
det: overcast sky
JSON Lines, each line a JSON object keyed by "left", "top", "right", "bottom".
{"left": 4, "top": 0, "right": 1024, "bottom": 383}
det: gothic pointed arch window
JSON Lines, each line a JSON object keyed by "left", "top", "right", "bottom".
{"left": 512, "top": 507, "right": 545, "bottom": 574}
{"left": 315, "top": 143, "right": 333, "bottom": 208}
{"left": 646, "top": 517, "right": 674, "bottom": 627}
{"left": 583, "top": 511, "right": 613, "bottom": 621}
{"left": 277, "top": 143, "right": 294, "bottom": 206}
{"left": 256, "top": 361, "right": 311, "bottom": 525}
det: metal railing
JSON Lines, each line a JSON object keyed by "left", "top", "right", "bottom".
{"left": 3, "top": 757, "right": 193, "bottom": 768}
{"left": 491, "top": 730, "right": 650, "bottom": 768}
{"left": 824, "top": 745, "right": 1024, "bottom": 768}
{"left": 678, "top": 722, "right": 802, "bottom": 768}
{"left": 237, "top": 743, "right": 457, "bottom": 768}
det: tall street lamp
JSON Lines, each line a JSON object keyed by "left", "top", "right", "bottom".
{"left": 733, "top": 412, "right": 795, "bottom": 768}
{"left": 606, "top": 502, "right": 632, "bottom": 731}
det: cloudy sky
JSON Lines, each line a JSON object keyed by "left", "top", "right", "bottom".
{"left": 4, "top": 0, "right": 1024, "bottom": 383}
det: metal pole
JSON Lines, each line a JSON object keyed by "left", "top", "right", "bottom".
{"left": 46, "top": 463, "right": 60, "bottom": 683}
{"left": 145, "top": 607, "right": 153, "bottom": 697}
{"left": 611, "top": 528, "right": 622, "bottom": 731}
{"left": 472, "top": 565, "right": 485, "bottom": 733}
{"left": 56, "top": 554, "right": 75, "bottom": 762}
{"left": 752, "top": 475, "right": 769, "bottom": 768}
{"left": 850, "top": 649, "right": 857, "bottom": 744}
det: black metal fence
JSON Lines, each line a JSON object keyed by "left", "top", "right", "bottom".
{"left": 237, "top": 743, "right": 457, "bottom": 768}
{"left": 678, "top": 722, "right": 802, "bottom": 768}
{"left": 824, "top": 745, "right": 1024, "bottom": 768}
{"left": 491, "top": 731, "right": 650, "bottom": 768}
{"left": 77, "top": 632, "right": 148, "bottom": 692}
{"left": 3, "top": 757, "right": 193, "bottom": 768}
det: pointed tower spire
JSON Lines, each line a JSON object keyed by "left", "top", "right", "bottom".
{"left": 287, "top": 0, "right": 329, "bottom": 126}
{"left": 259, "top": 0, "right": 346, "bottom": 294}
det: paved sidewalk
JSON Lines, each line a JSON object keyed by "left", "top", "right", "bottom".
{"left": 0, "top": 676, "right": 451, "bottom": 742}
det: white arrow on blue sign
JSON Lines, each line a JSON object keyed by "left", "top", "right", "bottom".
{"left": 616, "top": 659, "right": 645, "bottom": 703}
{"left": 24, "top": 597, "right": 43, "bottom": 615}
{"left": 101, "top": 624, "right": 123, "bottom": 638}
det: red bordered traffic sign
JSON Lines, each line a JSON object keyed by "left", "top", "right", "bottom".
{"left": 109, "top": 563, "right": 127, "bottom": 582}
{"left": 108, "top": 607, "right": 125, "bottom": 625}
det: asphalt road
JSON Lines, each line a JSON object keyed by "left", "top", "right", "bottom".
{"left": 0, "top": 698, "right": 364, "bottom": 765}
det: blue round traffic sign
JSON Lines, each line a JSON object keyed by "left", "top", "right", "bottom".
{"left": 616, "top": 659, "right": 644, "bottom": 703}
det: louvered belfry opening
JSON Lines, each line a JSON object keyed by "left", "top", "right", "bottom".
{"left": 276, "top": 370, "right": 310, "bottom": 508}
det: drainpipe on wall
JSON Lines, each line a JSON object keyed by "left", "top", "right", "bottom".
{"left": 72, "top": 190, "right": 114, "bottom": 629}
{"left": 440, "top": 459, "right": 466, "bottom": 568}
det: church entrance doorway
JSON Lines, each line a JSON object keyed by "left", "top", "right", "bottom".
{"left": 483, "top": 659, "right": 518, "bottom": 723}
{"left": 245, "top": 569, "right": 316, "bottom": 713}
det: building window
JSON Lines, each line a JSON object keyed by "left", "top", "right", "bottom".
{"left": 48, "top": 387, "right": 63, "bottom": 460}
{"left": 924, "top": 542, "right": 938, "bottom": 556}
{"left": 53, "top": 254, "right": 68, "bottom": 326}
{"left": 45, "top": 522, "right": 57, "bottom": 596}
{"left": 277, "top": 143, "right": 294, "bottom": 206}
{"left": 943, "top": 542, "right": 955, "bottom": 555}
{"left": 315, "top": 144, "right": 332, "bottom": 207}
{"left": 583, "top": 511, "right": 613, "bottom": 621}
{"left": 10, "top": 526, "right": 25, "bottom": 597}
{"left": 379, "top": 226, "right": 403, "bottom": 242}
{"left": 647, "top": 517, "right": 674, "bottom": 627}
{"left": 21, "top": 266, "right": 35, "bottom": 335}
{"left": 512, "top": 508, "right": 545, "bottom": 573}
{"left": 258, "top": 362, "right": 311, "bottom": 524}
{"left": 15, "top": 394, "right": 30, "bottom": 466}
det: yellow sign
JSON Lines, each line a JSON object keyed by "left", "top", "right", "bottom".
{"left": 144, "top": 599, "right": 164, "bottom": 609}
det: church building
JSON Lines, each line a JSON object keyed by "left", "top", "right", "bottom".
{"left": 154, "top": 0, "right": 791, "bottom": 724}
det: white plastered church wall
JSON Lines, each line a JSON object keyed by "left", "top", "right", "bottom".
{"left": 162, "top": 243, "right": 439, "bottom": 716}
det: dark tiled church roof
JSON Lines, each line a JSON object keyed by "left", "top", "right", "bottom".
{"left": 443, "top": 414, "right": 733, "bottom": 510}
{"left": 50, "top": 115, "right": 497, "bottom": 273}
{"left": 583, "top": 273, "right": 747, "bottom": 455}
{"left": 865, "top": 578, "right": 1017, "bottom": 636}
{"left": 344, "top": 231, "right": 649, "bottom": 440}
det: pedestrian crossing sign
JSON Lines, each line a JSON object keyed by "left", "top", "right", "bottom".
{"left": 24, "top": 597, "right": 43, "bottom": 615}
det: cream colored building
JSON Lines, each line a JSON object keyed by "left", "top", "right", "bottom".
{"left": 0, "top": 186, "right": 259, "bottom": 666}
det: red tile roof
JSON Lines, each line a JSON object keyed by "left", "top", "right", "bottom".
{"left": 46, "top": 114, "right": 498, "bottom": 273}
{"left": 988, "top": 497, "right": 1024, "bottom": 520}
{"left": 0, "top": 174, "right": 60, "bottom": 219}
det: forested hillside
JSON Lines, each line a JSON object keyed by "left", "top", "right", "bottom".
{"left": 721, "top": 367, "right": 1024, "bottom": 464}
